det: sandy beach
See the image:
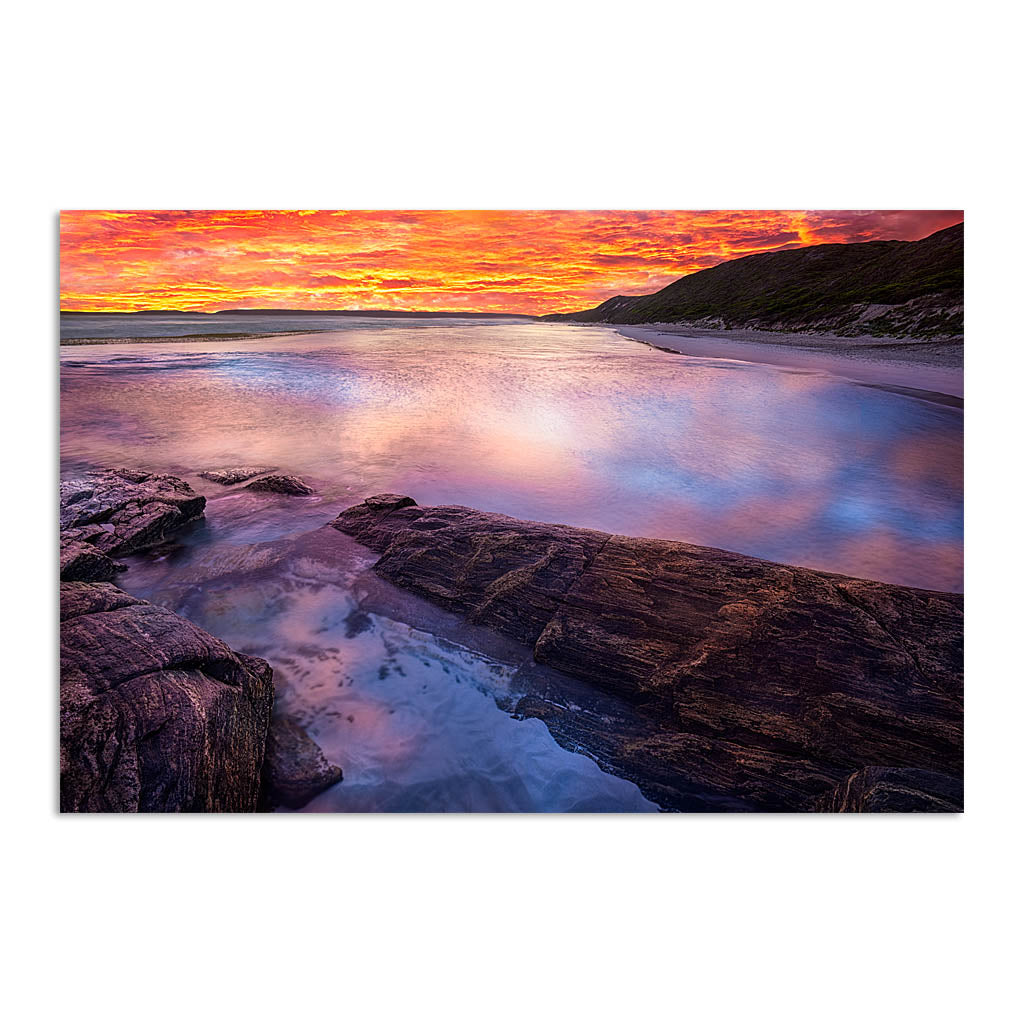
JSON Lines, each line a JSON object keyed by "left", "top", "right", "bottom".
{"left": 608, "top": 324, "right": 963, "bottom": 400}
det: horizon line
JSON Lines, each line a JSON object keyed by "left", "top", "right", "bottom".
{"left": 59, "top": 307, "right": 541, "bottom": 317}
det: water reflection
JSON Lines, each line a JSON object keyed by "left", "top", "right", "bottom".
{"left": 122, "top": 528, "right": 657, "bottom": 812}
{"left": 61, "top": 322, "right": 963, "bottom": 590}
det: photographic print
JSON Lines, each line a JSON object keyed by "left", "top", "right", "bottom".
{"left": 58, "top": 210, "right": 964, "bottom": 813}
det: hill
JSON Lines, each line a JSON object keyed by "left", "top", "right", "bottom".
{"left": 543, "top": 222, "right": 963, "bottom": 337}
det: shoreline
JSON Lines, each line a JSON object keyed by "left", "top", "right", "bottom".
{"left": 606, "top": 323, "right": 964, "bottom": 400}
{"left": 60, "top": 330, "right": 325, "bottom": 346}
{"left": 61, "top": 321, "right": 965, "bottom": 405}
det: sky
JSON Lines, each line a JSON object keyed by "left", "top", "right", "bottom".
{"left": 59, "top": 210, "right": 964, "bottom": 315}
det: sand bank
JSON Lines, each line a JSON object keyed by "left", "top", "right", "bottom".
{"left": 609, "top": 324, "right": 963, "bottom": 400}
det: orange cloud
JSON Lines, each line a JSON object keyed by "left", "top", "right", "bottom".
{"left": 59, "top": 210, "right": 964, "bottom": 315}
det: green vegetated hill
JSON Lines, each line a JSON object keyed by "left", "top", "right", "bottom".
{"left": 544, "top": 222, "right": 963, "bottom": 337}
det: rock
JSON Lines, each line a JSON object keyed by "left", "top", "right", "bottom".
{"left": 261, "top": 716, "right": 343, "bottom": 809}
{"left": 60, "top": 468, "right": 205, "bottom": 558}
{"left": 817, "top": 767, "right": 963, "bottom": 812}
{"left": 366, "top": 493, "right": 418, "bottom": 512}
{"left": 333, "top": 497, "right": 606, "bottom": 646}
{"left": 200, "top": 466, "right": 277, "bottom": 485}
{"left": 244, "top": 474, "right": 315, "bottom": 496}
{"left": 58, "top": 470, "right": 274, "bottom": 812}
{"left": 60, "top": 537, "right": 125, "bottom": 582}
{"left": 333, "top": 496, "right": 963, "bottom": 811}
{"left": 60, "top": 581, "right": 274, "bottom": 811}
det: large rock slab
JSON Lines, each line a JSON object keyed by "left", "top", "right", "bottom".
{"left": 60, "top": 468, "right": 206, "bottom": 560}
{"left": 60, "top": 582, "right": 274, "bottom": 812}
{"left": 333, "top": 498, "right": 607, "bottom": 646}
{"left": 333, "top": 496, "right": 963, "bottom": 811}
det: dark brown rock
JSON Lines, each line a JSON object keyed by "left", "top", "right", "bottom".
{"left": 333, "top": 499, "right": 606, "bottom": 646}
{"left": 59, "top": 537, "right": 124, "bottom": 582}
{"left": 60, "top": 468, "right": 205, "bottom": 558}
{"left": 261, "top": 716, "right": 343, "bottom": 809}
{"left": 333, "top": 496, "right": 963, "bottom": 811}
{"left": 60, "top": 581, "right": 274, "bottom": 812}
{"left": 244, "top": 473, "right": 315, "bottom": 496}
{"left": 366, "top": 493, "right": 418, "bottom": 512}
{"left": 200, "top": 466, "right": 277, "bottom": 485}
{"left": 817, "top": 767, "right": 963, "bottom": 812}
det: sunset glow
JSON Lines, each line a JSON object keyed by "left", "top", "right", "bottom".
{"left": 59, "top": 210, "right": 964, "bottom": 315}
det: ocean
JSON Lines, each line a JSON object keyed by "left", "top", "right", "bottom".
{"left": 60, "top": 317, "right": 963, "bottom": 809}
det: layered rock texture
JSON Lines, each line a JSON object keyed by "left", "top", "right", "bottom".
{"left": 60, "top": 469, "right": 206, "bottom": 582}
{"left": 816, "top": 767, "right": 963, "bottom": 813}
{"left": 60, "top": 582, "right": 274, "bottom": 811}
{"left": 333, "top": 496, "right": 963, "bottom": 812}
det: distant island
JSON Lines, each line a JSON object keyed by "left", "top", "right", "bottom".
{"left": 543, "top": 223, "right": 963, "bottom": 338}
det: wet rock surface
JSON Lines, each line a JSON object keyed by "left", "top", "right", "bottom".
{"left": 58, "top": 469, "right": 283, "bottom": 812}
{"left": 59, "top": 537, "right": 124, "bottom": 582}
{"left": 60, "top": 468, "right": 206, "bottom": 565}
{"left": 244, "top": 473, "right": 315, "bottom": 496}
{"left": 261, "top": 716, "right": 344, "bottom": 809}
{"left": 200, "top": 466, "right": 277, "bottom": 485}
{"left": 60, "top": 582, "right": 274, "bottom": 812}
{"left": 334, "top": 496, "right": 964, "bottom": 811}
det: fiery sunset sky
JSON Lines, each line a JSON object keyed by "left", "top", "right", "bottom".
{"left": 60, "top": 210, "right": 963, "bottom": 315}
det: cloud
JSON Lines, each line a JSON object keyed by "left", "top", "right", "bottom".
{"left": 59, "top": 210, "right": 964, "bottom": 315}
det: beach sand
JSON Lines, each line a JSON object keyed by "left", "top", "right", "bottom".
{"left": 608, "top": 324, "right": 963, "bottom": 400}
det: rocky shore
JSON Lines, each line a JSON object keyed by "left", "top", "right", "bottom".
{"left": 333, "top": 496, "right": 964, "bottom": 812}
{"left": 58, "top": 472, "right": 964, "bottom": 813}
{"left": 60, "top": 580, "right": 275, "bottom": 811}
{"left": 60, "top": 469, "right": 206, "bottom": 582}
{"left": 59, "top": 468, "right": 339, "bottom": 812}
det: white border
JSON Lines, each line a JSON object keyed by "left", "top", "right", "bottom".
{"left": 5, "top": 2, "right": 1019, "bottom": 1021}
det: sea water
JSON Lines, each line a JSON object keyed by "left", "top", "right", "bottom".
{"left": 59, "top": 319, "right": 963, "bottom": 810}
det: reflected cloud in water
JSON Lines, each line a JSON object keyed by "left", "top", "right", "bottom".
{"left": 61, "top": 321, "right": 962, "bottom": 591}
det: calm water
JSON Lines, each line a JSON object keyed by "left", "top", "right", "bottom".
{"left": 59, "top": 311, "right": 534, "bottom": 340}
{"left": 59, "top": 320, "right": 963, "bottom": 810}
